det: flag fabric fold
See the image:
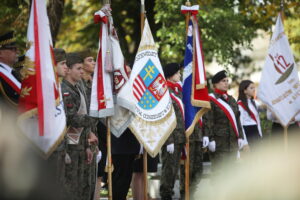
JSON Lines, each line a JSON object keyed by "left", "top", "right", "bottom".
{"left": 182, "top": 9, "right": 210, "bottom": 136}
{"left": 18, "top": 0, "right": 66, "bottom": 158}
{"left": 91, "top": 7, "right": 134, "bottom": 137}
{"left": 129, "top": 18, "right": 176, "bottom": 157}
{"left": 258, "top": 14, "right": 300, "bottom": 126}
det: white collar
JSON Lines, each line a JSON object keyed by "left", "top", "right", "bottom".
{"left": 0, "top": 62, "right": 12, "bottom": 73}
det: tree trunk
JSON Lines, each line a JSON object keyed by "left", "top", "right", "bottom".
{"left": 47, "top": 0, "right": 65, "bottom": 46}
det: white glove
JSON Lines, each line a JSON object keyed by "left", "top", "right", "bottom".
{"left": 238, "top": 138, "right": 244, "bottom": 150}
{"left": 96, "top": 151, "right": 102, "bottom": 163}
{"left": 208, "top": 141, "right": 216, "bottom": 152}
{"left": 202, "top": 136, "right": 209, "bottom": 148}
{"left": 166, "top": 143, "right": 175, "bottom": 154}
{"left": 139, "top": 144, "right": 143, "bottom": 154}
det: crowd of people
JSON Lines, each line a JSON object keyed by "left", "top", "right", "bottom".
{"left": 0, "top": 29, "right": 298, "bottom": 200}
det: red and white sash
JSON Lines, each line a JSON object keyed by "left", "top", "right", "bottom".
{"left": 209, "top": 93, "right": 239, "bottom": 138}
{"left": 0, "top": 63, "right": 21, "bottom": 94}
{"left": 170, "top": 92, "right": 185, "bottom": 120}
{"left": 238, "top": 100, "right": 262, "bottom": 137}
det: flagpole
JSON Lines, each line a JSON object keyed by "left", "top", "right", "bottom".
{"left": 101, "top": 0, "right": 113, "bottom": 199}
{"left": 184, "top": 1, "right": 191, "bottom": 200}
{"left": 140, "top": 1, "right": 148, "bottom": 200}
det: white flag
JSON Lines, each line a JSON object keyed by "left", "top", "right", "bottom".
{"left": 258, "top": 15, "right": 300, "bottom": 126}
{"left": 18, "top": 0, "right": 66, "bottom": 158}
{"left": 91, "top": 8, "right": 135, "bottom": 137}
{"left": 129, "top": 19, "right": 176, "bottom": 157}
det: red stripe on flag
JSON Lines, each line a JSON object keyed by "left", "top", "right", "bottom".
{"left": 133, "top": 84, "right": 142, "bottom": 99}
{"left": 97, "top": 26, "right": 105, "bottom": 110}
{"left": 136, "top": 76, "right": 146, "bottom": 91}
{"left": 34, "top": 0, "right": 44, "bottom": 136}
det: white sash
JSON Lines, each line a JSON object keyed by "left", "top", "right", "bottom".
{"left": 66, "top": 89, "right": 87, "bottom": 145}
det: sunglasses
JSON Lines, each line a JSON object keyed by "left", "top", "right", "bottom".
{"left": 0, "top": 46, "right": 17, "bottom": 52}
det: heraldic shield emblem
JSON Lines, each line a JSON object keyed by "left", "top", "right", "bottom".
{"left": 133, "top": 59, "right": 167, "bottom": 110}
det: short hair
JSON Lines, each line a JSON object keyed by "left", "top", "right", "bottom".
{"left": 53, "top": 48, "right": 66, "bottom": 63}
{"left": 66, "top": 52, "right": 83, "bottom": 68}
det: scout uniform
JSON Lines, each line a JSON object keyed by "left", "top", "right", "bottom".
{"left": 61, "top": 53, "right": 98, "bottom": 200}
{"left": 203, "top": 70, "right": 244, "bottom": 172}
{"left": 160, "top": 63, "right": 186, "bottom": 200}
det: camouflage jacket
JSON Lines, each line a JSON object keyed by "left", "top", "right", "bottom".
{"left": 203, "top": 92, "right": 243, "bottom": 152}
{"left": 61, "top": 79, "right": 98, "bottom": 147}
{"left": 165, "top": 85, "right": 186, "bottom": 145}
{"left": 190, "top": 122, "right": 203, "bottom": 142}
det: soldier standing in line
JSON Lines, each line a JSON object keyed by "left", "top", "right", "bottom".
{"left": 159, "top": 63, "right": 186, "bottom": 200}
{"left": 46, "top": 48, "right": 69, "bottom": 199}
{"left": 61, "top": 52, "right": 98, "bottom": 200}
{"left": 78, "top": 50, "right": 101, "bottom": 200}
{"left": 203, "top": 70, "right": 244, "bottom": 174}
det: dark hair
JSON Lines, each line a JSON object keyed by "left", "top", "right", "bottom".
{"left": 66, "top": 52, "right": 83, "bottom": 68}
{"left": 238, "top": 80, "right": 257, "bottom": 116}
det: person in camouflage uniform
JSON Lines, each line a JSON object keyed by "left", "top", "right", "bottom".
{"left": 78, "top": 50, "right": 99, "bottom": 200}
{"left": 203, "top": 70, "right": 244, "bottom": 173}
{"left": 61, "top": 52, "right": 98, "bottom": 200}
{"left": 46, "top": 48, "right": 69, "bottom": 199}
{"left": 180, "top": 123, "right": 203, "bottom": 197}
{"left": 160, "top": 63, "right": 186, "bottom": 200}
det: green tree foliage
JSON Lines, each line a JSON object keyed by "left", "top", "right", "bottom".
{"left": 154, "top": 0, "right": 300, "bottom": 66}
{"left": 1, "top": 0, "right": 299, "bottom": 69}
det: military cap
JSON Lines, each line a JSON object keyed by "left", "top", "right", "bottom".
{"left": 212, "top": 70, "right": 228, "bottom": 84}
{"left": 0, "top": 31, "right": 16, "bottom": 50}
{"left": 163, "top": 63, "right": 181, "bottom": 78}
{"left": 53, "top": 48, "right": 66, "bottom": 63}
{"left": 66, "top": 52, "right": 83, "bottom": 68}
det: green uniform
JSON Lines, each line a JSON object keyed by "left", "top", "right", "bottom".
{"left": 61, "top": 79, "right": 98, "bottom": 200}
{"left": 203, "top": 92, "right": 243, "bottom": 172}
{"left": 79, "top": 78, "right": 98, "bottom": 200}
{"left": 160, "top": 85, "right": 185, "bottom": 199}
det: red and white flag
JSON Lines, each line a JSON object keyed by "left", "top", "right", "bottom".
{"left": 258, "top": 14, "right": 300, "bottom": 126}
{"left": 18, "top": 0, "right": 66, "bottom": 158}
{"left": 91, "top": 6, "right": 134, "bottom": 137}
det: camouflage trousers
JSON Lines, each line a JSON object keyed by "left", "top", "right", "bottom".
{"left": 63, "top": 145, "right": 93, "bottom": 200}
{"left": 180, "top": 141, "right": 203, "bottom": 195}
{"left": 160, "top": 143, "right": 185, "bottom": 199}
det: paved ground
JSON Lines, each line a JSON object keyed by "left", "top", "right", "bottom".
{"left": 100, "top": 162, "right": 211, "bottom": 200}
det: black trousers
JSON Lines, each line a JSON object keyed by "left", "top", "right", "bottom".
{"left": 112, "top": 154, "right": 136, "bottom": 200}
{"left": 243, "top": 125, "right": 261, "bottom": 147}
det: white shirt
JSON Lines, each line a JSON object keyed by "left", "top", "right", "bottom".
{"left": 239, "top": 99, "right": 262, "bottom": 138}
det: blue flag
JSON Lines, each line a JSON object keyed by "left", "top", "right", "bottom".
{"left": 182, "top": 19, "right": 210, "bottom": 136}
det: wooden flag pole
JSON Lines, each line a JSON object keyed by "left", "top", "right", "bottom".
{"left": 106, "top": 117, "right": 113, "bottom": 200}
{"left": 184, "top": 1, "right": 191, "bottom": 200}
{"left": 140, "top": 1, "right": 148, "bottom": 200}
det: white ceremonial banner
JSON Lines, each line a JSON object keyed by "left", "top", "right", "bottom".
{"left": 18, "top": 0, "right": 66, "bottom": 158}
{"left": 258, "top": 15, "right": 300, "bottom": 126}
{"left": 129, "top": 18, "right": 176, "bottom": 157}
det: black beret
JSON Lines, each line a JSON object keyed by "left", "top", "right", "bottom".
{"left": 163, "top": 63, "right": 181, "bottom": 78}
{"left": 66, "top": 52, "right": 83, "bottom": 68}
{"left": 0, "top": 31, "right": 16, "bottom": 49}
{"left": 53, "top": 48, "right": 66, "bottom": 63}
{"left": 212, "top": 70, "right": 227, "bottom": 84}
